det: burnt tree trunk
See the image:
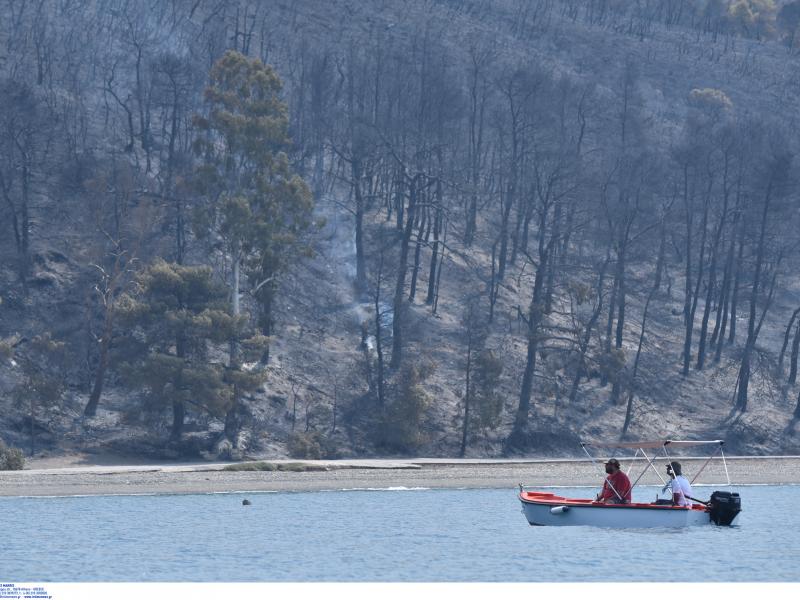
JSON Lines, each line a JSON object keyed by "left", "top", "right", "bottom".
{"left": 710, "top": 216, "right": 738, "bottom": 360}
{"left": 728, "top": 232, "right": 745, "bottom": 345}
{"left": 788, "top": 322, "right": 800, "bottom": 385}
{"left": 375, "top": 252, "right": 386, "bottom": 407}
{"left": 568, "top": 255, "right": 610, "bottom": 404}
{"left": 171, "top": 401, "right": 186, "bottom": 440}
{"left": 621, "top": 282, "right": 657, "bottom": 438}
{"left": 697, "top": 184, "right": 729, "bottom": 370}
{"left": 794, "top": 389, "right": 800, "bottom": 421}
{"left": 390, "top": 175, "right": 421, "bottom": 369}
{"left": 460, "top": 329, "right": 476, "bottom": 458}
{"left": 600, "top": 265, "right": 620, "bottom": 387}
{"left": 544, "top": 202, "right": 562, "bottom": 315}
{"left": 610, "top": 245, "right": 627, "bottom": 404}
{"left": 653, "top": 222, "right": 667, "bottom": 291}
{"left": 408, "top": 206, "right": 429, "bottom": 302}
{"left": 84, "top": 311, "right": 113, "bottom": 417}
{"left": 497, "top": 184, "right": 514, "bottom": 281}
{"left": 735, "top": 173, "right": 777, "bottom": 412}
{"left": 394, "top": 170, "right": 405, "bottom": 230}
{"left": 511, "top": 252, "right": 549, "bottom": 442}
{"left": 425, "top": 191, "right": 442, "bottom": 305}
{"left": 510, "top": 202, "right": 559, "bottom": 446}
{"left": 353, "top": 157, "right": 367, "bottom": 293}
{"left": 683, "top": 184, "right": 710, "bottom": 376}
{"left": 488, "top": 239, "right": 499, "bottom": 323}
{"left": 778, "top": 307, "right": 800, "bottom": 372}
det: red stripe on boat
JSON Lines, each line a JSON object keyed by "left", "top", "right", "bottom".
{"left": 519, "top": 491, "right": 707, "bottom": 511}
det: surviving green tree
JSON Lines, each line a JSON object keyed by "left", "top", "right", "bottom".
{"left": 192, "top": 50, "right": 314, "bottom": 440}
{"left": 378, "top": 360, "right": 434, "bottom": 453}
{"left": 192, "top": 50, "right": 315, "bottom": 361}
{"left": 117, "top": 260, "right": 264, "bottom": 443}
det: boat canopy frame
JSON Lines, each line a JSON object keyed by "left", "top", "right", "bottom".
{"left": 580, "top": 439, "right": 731, "bottom": 497}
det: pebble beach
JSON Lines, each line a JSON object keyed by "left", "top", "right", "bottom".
{"left": 1, "top": 456, "right": 798, "bottom": 497}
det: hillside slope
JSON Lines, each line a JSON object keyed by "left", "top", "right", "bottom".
{"left": 2, "top": 0, "right": 800, "bottom": 461}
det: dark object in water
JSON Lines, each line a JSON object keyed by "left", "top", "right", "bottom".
{"left": 708, "top": 491, "right": 741, "bottom": 526}
{"left": 242, "top": 499, "right": 252, "bottom": 506}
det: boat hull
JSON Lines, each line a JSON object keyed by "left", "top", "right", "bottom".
{"left": 519, "top": 491, "right": 731, "bottom": 528}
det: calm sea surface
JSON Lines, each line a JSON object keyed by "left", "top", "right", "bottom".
{"left": 1, "top": 485, "right": 797, "bottom": 582}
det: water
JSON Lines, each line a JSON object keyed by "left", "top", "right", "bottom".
{"left": 1, "top": 486, "right": 797, "bottom": 582}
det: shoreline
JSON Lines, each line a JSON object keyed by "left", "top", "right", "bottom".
{"left": 2, "top": 456, "right": 800, "bottom": 498}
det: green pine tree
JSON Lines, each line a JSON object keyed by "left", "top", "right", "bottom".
{"left": 192, "top": 50, "right": 315, "bottom": 440}
{"left": 117, "top": 260, "right": 264, "bottom": 442}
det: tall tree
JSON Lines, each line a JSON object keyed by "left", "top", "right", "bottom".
{"left": 459, "top": 297, "right": 503, "bottom": 456}
{"left": 463, "top": 43, "right": 493, "bottom": 246}
{"left": 734, "top": 141, "right": 792, "bottom": 412}
{"left": 152, "top": 51, "right": 199, "bottom": 265}
{"left": 193, "top": 50, "right": 314, "bottom": 437}
{"left": 0, "top": 81, "right": 54, "bottom": 291}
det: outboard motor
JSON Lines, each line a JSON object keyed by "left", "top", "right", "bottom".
{"left": 708, "top": 491, "right": 741, "bottom": 526}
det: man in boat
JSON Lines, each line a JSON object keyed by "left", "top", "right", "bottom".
{"left": 595, "top": 458, "right": 632, "bottom": 504}
{"left": 664, "top": 461, "right": 693, "bottom": 506}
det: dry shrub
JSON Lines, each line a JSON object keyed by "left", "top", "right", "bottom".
{"left": 0, "top": 440, "right": 25, "bottom": 470}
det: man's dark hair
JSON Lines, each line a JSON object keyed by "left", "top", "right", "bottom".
{"left": 667, "top": 461, "right": 682, "bottom": 476}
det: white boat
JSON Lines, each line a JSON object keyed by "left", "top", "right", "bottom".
{"left": 519, "top": 439, "right": 742, "bottom": 528}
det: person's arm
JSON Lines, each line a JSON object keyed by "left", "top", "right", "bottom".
{"left": 596, "top": 479, "right": 609, "bottom": 501}
{"left": 670, "top": 480, "right": 682, "bottom": 505}
{"left": 620, "top": 475, "right": 632, "bottom": 503}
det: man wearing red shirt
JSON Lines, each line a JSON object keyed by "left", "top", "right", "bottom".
{"left": 595, "top": 458, "right": 632, "bottom": 504}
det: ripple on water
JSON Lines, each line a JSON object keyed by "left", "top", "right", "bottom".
{"left": 0, "top": 486, "right": 797, "bottom": 581}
